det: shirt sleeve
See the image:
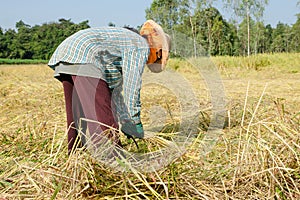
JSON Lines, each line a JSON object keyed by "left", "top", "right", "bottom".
{"left": 116, "top": 47, "right": 148, "bottom": 124}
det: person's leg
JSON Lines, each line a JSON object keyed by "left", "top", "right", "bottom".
{"left": 60, "top": 74, "right": 84, "bottom": 154}
{"left": 95, "top": 78, "right": 122, "bottom": 147}
{"left": 72, "top": 76, "right": 121, "bottom": 147}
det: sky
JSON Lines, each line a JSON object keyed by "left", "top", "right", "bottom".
{"left": 0, "top": 0, "right": 299, "bottom": 31}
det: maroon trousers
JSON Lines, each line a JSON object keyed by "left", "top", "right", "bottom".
{"left": 60, "top": 74, "right": 120, "bottom": 153}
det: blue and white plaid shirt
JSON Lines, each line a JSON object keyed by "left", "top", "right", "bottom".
{"left": 48, "top": 27, "right": 150, "bottom": 124}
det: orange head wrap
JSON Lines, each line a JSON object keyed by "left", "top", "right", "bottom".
{"left": 140, "top": 20, "right": 171, "bottom": 73}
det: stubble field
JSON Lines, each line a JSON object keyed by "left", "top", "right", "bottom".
{"left": 0, "top": 53, "right": 300, "bottom": 199}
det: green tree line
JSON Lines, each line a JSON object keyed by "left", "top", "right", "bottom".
{"left": 146, "top": 0, "right": 300, "bottom": 56}
{"left": 0, "top": 19, "right": 90, "bottom": 60}
{"left": 0, "top": 1, "right": 299, "bottom": 59}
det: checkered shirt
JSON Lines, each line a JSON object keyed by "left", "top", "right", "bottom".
{"left": 48, "top": 27, "right": 150, "bottom": 124}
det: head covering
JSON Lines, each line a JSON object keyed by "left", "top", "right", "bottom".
{"left": 140, "top": 20, "right": 171, "bottom": 73}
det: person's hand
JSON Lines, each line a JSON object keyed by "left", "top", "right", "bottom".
{"left": 121, "top": 121, "right": 144, "bottom": 139}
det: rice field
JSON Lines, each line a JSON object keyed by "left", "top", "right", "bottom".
{"left": 0, "top": 53, "right": 300, "bottom": 199}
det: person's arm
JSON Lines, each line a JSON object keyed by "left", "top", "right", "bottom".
{"left": 111, "top": 83, "right": 130, "bottom": 123}
{"left": 122, "top": 47, "right": 148, "bottom": 124}
{"left": 111, "top": 47, "right": 148, "bottom": 138}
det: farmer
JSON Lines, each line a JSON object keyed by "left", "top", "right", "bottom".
{"left": 48, "top": 20, "right": 171, "bottom": 154}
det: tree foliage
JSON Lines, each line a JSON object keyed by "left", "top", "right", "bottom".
{"left": 0, "top": 2, "right": 299, "bottom": 60}
{"left": 0, "top": 19, "right": 90, "bottom": 59}
{"left": 144, "top": 0, "right": 299, "bottom": 57}
{"left": 223, "top": 0, "right": 269, "bottom": 56}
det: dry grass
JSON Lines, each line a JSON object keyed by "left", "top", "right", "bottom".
{"left": 0, "top": 53, "right": 300, "bottom": 199}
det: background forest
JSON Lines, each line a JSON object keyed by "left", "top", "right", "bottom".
{"left": 0, "top": 0, "right": 299, "bottom": 60}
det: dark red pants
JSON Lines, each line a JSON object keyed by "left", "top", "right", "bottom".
{"left": 60, "top": 74, "right": 120, "bottom": 153}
